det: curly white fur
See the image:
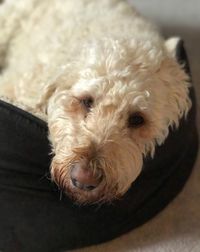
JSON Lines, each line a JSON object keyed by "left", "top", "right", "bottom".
{"left": 0, "top": 0, "right": 191, "bottom": 203}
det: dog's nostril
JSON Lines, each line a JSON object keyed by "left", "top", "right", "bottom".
{"left": 85, "top": 185, "right": 96, "bottom": 191}
{"left": 71, "top": 178, "right": 97, "bottom": 191}
{"left": 71, "top": 178, "right": 85, "bottom": 190}
{"left": 70, "top": 162, "right": 102, "bottom": 191}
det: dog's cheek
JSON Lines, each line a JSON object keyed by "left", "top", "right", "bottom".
{"left": 128, "top": 123, "right": 156, "bottom": 156}
{"left": 48, "top": 94, "right": 86, "bottom": 147}
{"left": 159, "top": 58, "right": 191, "bottom": 127}
{"left": 100, "top": 139, "right": 143, "bottom": 196}
{"left": 117, "top": 147, "right": 143, "bottom": 195}
{"left": 132, "top": 126, "right": 154, "bottom": 140}
{"left": 48, "top": 121, "right": 65, "bottom": 148}
{"left": 50, "top": 157, "right": 71, "bottom": 191}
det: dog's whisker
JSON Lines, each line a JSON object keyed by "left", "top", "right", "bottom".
{"left": 59, "top": 190, "right": 63, "bottom": 201}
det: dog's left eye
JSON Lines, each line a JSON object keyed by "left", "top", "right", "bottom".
{"left": 128, "top": 113, "right": 145, "bottom": 128}
{"left": 80, "top": 97, "right": 93, "bottom": 111}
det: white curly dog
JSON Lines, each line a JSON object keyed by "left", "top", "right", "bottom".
{"left": 0, "top": 0, "right": 191, "bottom": 203}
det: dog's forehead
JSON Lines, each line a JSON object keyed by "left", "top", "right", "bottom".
{"left": 72, "top": 78, "right": 101, "bottom": 94}
{"left": 72, "top": 77, "right": 152, "bottom": 110}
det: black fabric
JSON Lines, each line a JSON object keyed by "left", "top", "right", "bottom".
{"left": 0, "top": 45, "right": 198, "bottom": 252}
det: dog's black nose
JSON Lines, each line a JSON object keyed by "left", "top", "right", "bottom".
{"left": 70, "top": 161, "right": 102, "bottom": 191}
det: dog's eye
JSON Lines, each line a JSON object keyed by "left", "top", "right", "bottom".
{"left": 128, "top": 113, "right": 145, "bottom": 128}
{"left": 80, "top": 97, "right": 93, "bottom": 111}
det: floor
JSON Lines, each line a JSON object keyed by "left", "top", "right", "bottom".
{"left": 72, "top": 1, "right": 200, "bottom": 251}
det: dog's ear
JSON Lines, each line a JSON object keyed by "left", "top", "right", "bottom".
{"left": 36, "top": 66, "right": 79, "bottom": 113}
{"left": 163, "top": 37, "right": 192, "bottom": 127}
{"left": 36, "top": 82, "right": 58, "bottom": 113}
{"left": 165, "top": 37, "right": 190, "bottom": 75}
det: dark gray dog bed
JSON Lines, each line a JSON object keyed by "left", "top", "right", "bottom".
{"left": 0, "top": 42, "right": 198, "bottom": 252}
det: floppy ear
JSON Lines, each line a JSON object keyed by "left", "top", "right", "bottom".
{"left": 36, "top": 65, "right": 80, "bottom": 113}
{"left": 36, "top": 82, "right": 59, "bottom": 113}
{"left": 163, "top": 37, "right": 192, "bottom": 127}
{"left": 165, "top": 37, "right": 191, "bottom": 75}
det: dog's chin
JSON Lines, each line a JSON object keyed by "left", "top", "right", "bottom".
{"left": 62, "top": 181, "right": 112, "bottom": 205}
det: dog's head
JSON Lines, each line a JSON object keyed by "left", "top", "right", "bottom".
{"left": 39, "top": 37, "right": 191, "bottom": 204}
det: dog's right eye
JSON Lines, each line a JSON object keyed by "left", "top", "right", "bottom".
{"left": 80, "top": 96, "right": 94, "bottom": 111}
{"left": 128, "top": 112, "right": 145, "bottom": 128}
